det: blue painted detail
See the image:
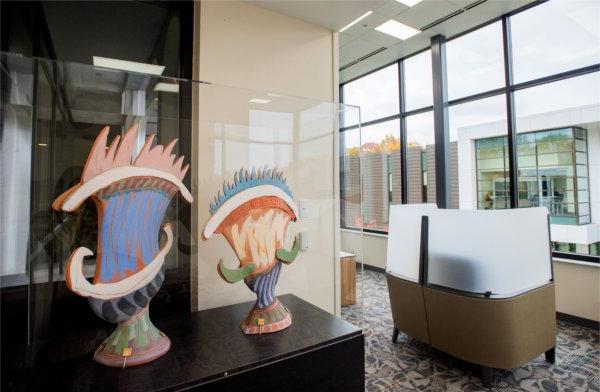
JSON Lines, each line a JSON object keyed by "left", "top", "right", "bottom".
{"left": 246, "top": 262, "right": 282, "bottom": 309}
{"left": 208, "top": 166, "right": 293, "bottom": 215}
{"left": 98, "top": 189, "right": 172, "bottom": 282}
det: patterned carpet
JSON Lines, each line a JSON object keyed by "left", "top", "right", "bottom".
{"left": 341, "top": 269, "right": 600, "bottom": 391}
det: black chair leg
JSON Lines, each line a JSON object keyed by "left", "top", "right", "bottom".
{"left": 545, "top": 347, "right": 556, "bottom": 363}
{"left": 392, "top": 328, "right": 399, "bottom": 343}
{"left": 481, "top": 366, "right": 493, "bottom": 389}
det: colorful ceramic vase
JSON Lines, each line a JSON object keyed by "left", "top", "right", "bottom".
{"left": 52, "top": 125, "right": 192, "bottom": 367}
{"left": 203, "top": 167, "right": 300, "bottom": 334}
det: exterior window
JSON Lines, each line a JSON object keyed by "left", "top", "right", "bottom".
{"left": 474, "top": 128, "right": 591, "bottom": 225}
{"left": 515, "top": 73, "right": 599, "bottom": 226}
{"left": 449, "top": 94, "right": 507, "bottom": 210}
{"left": 342, "top": 64, "right": 399, "bottom": 126}
{"left": 340, "top": 128, "right": 361, "bottom": 229}
{"left": 406, "top": 111, "right": 435, "bottom": 204}
{"left": 446, "top": 21, "right": 505, "bottom": 100}
{"left": 510, "top": 0, "right": 600, "bottom": 83}
{"left": 358, "top": 120, "right": 400, "bottom": 231}
{"left": 404, "top": 50, "right": 433, "bottom": 111}
{"left": 475, "top": 137, "right": 510, "bottom": 210}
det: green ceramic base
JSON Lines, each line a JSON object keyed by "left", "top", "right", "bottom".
{"left": 93, "top": 307, "right": 170, "bottom": 367}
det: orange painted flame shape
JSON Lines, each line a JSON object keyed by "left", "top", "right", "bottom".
{"left": 81, "top": 124, "right": 189, "bottom": 183}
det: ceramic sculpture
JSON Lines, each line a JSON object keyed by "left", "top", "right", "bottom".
{"left": 203, "top": 167, "right": 300, "bottom": 334}
{"left": 52, "top": 124, "right": 192, "bottom": 367}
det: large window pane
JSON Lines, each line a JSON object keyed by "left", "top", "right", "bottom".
{"left": 515, "top": 73, "right": 599, "bottom": 256}
{"left": 342, "top": 64, "right": 399, "bottom": 126}
{"left": 406, "top": 111, "right": 434, "bottom": 204}
{"left": 404, "top": 50, "right": 433, "bottom": 111}
{"left": 511, "top": 0, "right": 600, "bottom": 83}
{"left": 446, "top": 21, "right": 505, "bottom": 100}
{"left": 449, "top": 94, "right": 508, "bottom": 210}
{"left": 340, "top": 129, "right": 361, "bottom": 229}
{"left": 360, "top": 120, "right": 400, "bottom": 231}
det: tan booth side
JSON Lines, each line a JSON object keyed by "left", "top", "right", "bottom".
{"left": 423, "top": 283, "right": 556, "bottom": 370}
{"left": 387, "top": 274, "right": 430, "bottom": 345}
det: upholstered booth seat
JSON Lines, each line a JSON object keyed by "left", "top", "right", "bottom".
{"left": 386, "top": 205, "right": 556, "bottom": 388}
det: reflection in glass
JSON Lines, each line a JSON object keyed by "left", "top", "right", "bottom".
{"left": 404, "top": 50, "right": 432, "bottom": 111}
{"left": 342, "top": 64, "right": 399, "bottom": 126}
{"left": 340, "top": 120, "right": 400, "bottom": 231}
{"left": 510, "top": 0, "right": 600, "bottom": 83}
{"left": 446, "top": 21, "right": 504, "bottom": 100}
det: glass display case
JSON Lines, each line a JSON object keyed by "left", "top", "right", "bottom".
{"left": 0, "top": 53, "right": 364, "bottom": 388}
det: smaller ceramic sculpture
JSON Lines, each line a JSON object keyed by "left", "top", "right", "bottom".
{"left": 53, "top": 125, "right": 192, "bottom": 367}
{"left": 204, "top": 167, "right": 300, "bottom": 334}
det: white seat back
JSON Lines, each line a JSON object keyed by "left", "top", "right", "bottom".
{"left": 426, "top": 207, "right": 552, "bottom": 297}
{"left": 386, "top": 203, "right": 438, "bottom": 282}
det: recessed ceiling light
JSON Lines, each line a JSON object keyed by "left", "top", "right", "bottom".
{"left": 394, "top": 0, "right": 423, "bottom": 7}
{"left": 93, "top": 56, "right": 165, "bottom": 76}
{"left": 375, "top": 20, "right": 421, "bottom": 40}
{"left": 340, "top": 11, "right": 373, "bottom": 32}
{"left": 249, "top": 98, "right": 271, "bottom": 104}
{"left": 154, "top": 83, "right": 179, "bottom": 93}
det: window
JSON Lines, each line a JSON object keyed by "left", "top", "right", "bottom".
{"left": 511, "top": 0, "right": 600, "bottom": 83}
{"left": 339, "top": 0, "right": 599, "bottom": 263}
{"left": 342, "top": 64, "right": 399, "bottom": 126}
{"left": 514, "top": 73, "right": 599, "bottom": 226}
{"left": 405, "top": 111, "right": 434, "bottom": 204}
{"left": 449, "top": 94, "right": 507, "bottom": 210}
{"left": 340, "top": 128, "right": 361, "bottom": 229}
{"left": 404, "top": 50, "right": 433, "bottom": 111}
{"left": 446, "top": 22, "right": 505, "bottom": 100}
{"left": 358, "top": 120, "right": 400, "bottom": 232}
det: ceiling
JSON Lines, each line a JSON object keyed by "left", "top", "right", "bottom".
{"left": 247, "top": 0, "right": 536, "bottom": 83}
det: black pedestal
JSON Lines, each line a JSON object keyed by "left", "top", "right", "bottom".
{"left": 6, "top": 294, "right": 364, "bottom": 392}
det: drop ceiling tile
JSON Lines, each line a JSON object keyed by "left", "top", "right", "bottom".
{"left": 374, "top": 0, "right": 409, "bottom": 17}
{"left": 340, "top": 38, "right": 382, "bottom": 62}
{"left": 395, "top": 0, "right": 461, "bottom": 30}
{"left": 339, "top": 32, "right": 357, "bottom": 47}
{"left": 361, "top": 29, "right": 403, "bottom": 47}
{"left": 447, "top": 0, "right": 483, "bottom": 8}
{"left": 429, "top": 0, "right": 532, "bottom": 38}
{"left": 342, "top": 11, "right": 389, "bottom": 38}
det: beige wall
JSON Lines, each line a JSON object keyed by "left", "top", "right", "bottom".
{"left": 343, "top": 230, "right": 600, "bottom": 321}
{"left": 191, "top": 1, "right": 340, "bottom": 315}
{"left": 554, "top": 261, "right": 600, "bottom": 321}
{"left": 196, "top": 0, "right": 335, "bottom": 102}
{"left": 341, "top": 230, "right": 387, "bottom": 270}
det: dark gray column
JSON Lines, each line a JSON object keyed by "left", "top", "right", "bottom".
{"left": 431, "top": 35, "right": 450, "bottom": 208}
{"left": 502, "top": 16, "right": 519, "bottom": 208}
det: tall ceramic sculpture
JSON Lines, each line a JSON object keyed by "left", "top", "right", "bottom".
{"left": 52, "top": 125, "right": 192, "bottom": 367}
{"left": 203, "top": 167, "right": 300, "bottom": 334}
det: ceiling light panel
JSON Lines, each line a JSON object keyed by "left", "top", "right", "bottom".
{"left": 375, "top": 20, "right": 421, "bottom": 40}
{"left": 249, "top": 98, "right": 271, "bottom": 104}
{"left": 340, "top": 11, "right": 373, "bottom": 32}
{"left": 395, "top": 0, "right": 423, "bottom": 7}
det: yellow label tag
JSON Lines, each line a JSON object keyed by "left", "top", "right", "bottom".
{"left": 257, "top": 318, "right": 265, "bottom": 326}
{"left": 122, "top": 347, "right": 133, "bottom": 357}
